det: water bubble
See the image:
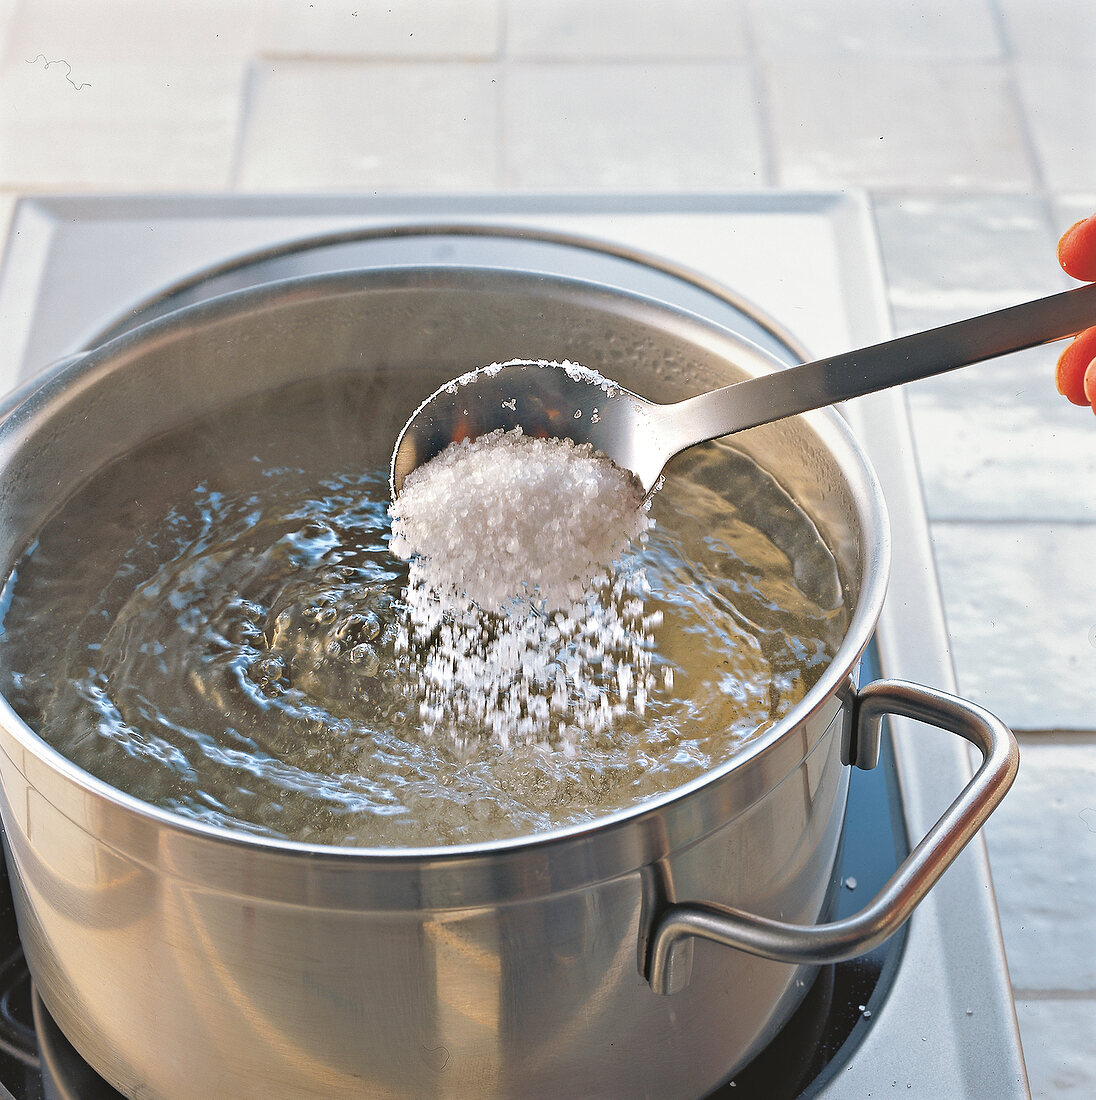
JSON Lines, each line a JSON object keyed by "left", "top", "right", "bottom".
{"left": 246, "top": 653, "right": 286, "bottom": 695}
{"left": 334, "top": 611, "right": 380, "bottom": 647}
{"left": 259, "top": 655, "right": 284, "bottom": 678}
{"left": 358, "top": 611, "right": 382, "bottom": 642}
{"left": 305, "top": 603, "right": 338, "bottom": 626}
{"left": 349, "top": 644, "right": 381, "bottom": 675}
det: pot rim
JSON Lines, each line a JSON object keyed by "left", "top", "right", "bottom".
{"left": 0, "top": 265, "right": 891, "bottom": 865}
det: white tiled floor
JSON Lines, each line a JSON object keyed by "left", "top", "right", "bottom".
{"left": 1017, "top": 61, "right": 1096, "bottom": 194}
{"left": 765, "top": 60, "right": 1037, "bottom": 191}
{"left": 238, "top": 59, "right": 503, "bottom": 190}
{"left": 747, "top": 0, "right": 1004, "bottom": 60}
{"left": 1017, "top": 998, "right": 1096, "bottom": 1099}
{"left": 503, "top": 62, "right": 766, "bottom": 189}
{"left": 1, "top": 0, "right": 1094, "bottom": 1095}
{"left": 907, "top": 354, "right": 1096, "bottom": 524}
{"left": 0, "top": 57, "right": 241, "bottom": 188}
{"left": 998, "top": 0, "right": 1096, "bottom": 59}
{"left": 506, "top": 0, "right": 750, "bottom": 59}
{"left": 986, "top": 738, "right": 1096, "bottom": 990}
{"left": 933, "top": 525, "right": 1096, "bottom": 728}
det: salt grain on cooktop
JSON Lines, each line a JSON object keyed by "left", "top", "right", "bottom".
{"left": 389, "top": 427, "right": 656, "bottom": 750}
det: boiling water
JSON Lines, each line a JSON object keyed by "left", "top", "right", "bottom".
{"left": 0, "top": 375, "right": 847, "bottom": 847}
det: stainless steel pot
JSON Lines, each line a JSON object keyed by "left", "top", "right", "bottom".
{"left": 0, "top": 267, "right": 1017, "bottom": 1099}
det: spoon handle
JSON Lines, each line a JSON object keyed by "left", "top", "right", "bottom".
{"left": 668, "top": 281, "right": 1096, "bottom": 445}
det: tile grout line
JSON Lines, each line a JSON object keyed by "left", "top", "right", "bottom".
{"left": 1013, "top": 989, "right": 1096, "bottom": 1001}
{"left": 986, "top": 0, "right": 1054, "bottom": 211}
{"left": 927, "top": 517, "right": 1096, "bottom": 527}
{"left": 226, "top": 58, "right": 257, "bottom": 192}
{"left": 739, "top": 0, "right": 778, "bottom": 187}
{"left": 1013, "top": 730, "right": 1096, "bottom": 744}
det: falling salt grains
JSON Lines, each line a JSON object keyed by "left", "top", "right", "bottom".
{"left": 390, "top": 425, "right": 658, "bottom": 749}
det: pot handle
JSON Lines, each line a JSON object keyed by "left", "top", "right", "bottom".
{"left": 646, "top": 679, "right": 1018, "bottom": 994}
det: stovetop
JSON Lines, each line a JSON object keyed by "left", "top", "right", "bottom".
{"left": 0, "top": 192, "right": 1028, "bottom": 1099}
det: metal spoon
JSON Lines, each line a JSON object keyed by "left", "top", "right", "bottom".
{"left": 391, "top": 282, "right": 1096, "bottom": 496}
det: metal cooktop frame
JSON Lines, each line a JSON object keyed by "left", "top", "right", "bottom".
{"left": 0, "top": 192, "right": 1028, "bottom": 1098}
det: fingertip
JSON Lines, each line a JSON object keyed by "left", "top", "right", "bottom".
{"left": 1058, "top": 215, "right": 1096, "bottom": 282}
{"left": 1085, "top": 359, "right": 1096, "bottom": 413}
{"left": 1057, "top": 328, "right": 1096, "bottom": 406}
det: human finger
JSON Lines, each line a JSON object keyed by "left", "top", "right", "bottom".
{"left": 1058, "top": 215, "right": 1096, "bottom": 282}
{"left": 1056, "top": 326, "right": 1096, "bottom": 409}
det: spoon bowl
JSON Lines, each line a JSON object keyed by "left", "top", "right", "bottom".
{"left": 391, "top": 282, "right": 1096, "bottom": 496}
